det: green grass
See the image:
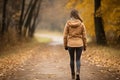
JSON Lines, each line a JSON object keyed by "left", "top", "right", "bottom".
{"left": 34, "top": 37, "right": 52, "bottom": 43}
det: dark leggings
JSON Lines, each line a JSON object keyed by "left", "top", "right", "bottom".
{"left": 68, "top": 47, "right": 83, "bottom": 74}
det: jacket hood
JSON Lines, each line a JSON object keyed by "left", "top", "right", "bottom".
{"left": 67, "top": 19, "right": 82, "bottom": 28}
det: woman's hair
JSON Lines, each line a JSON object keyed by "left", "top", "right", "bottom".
{"left": 70, "top": 9, "right": 83, "bottom": 22}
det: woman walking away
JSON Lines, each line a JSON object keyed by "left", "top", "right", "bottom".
{"left": 63, "top": 9, "right": 87, "bottom": 80}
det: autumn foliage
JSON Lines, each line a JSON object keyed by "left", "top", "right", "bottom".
{"left": 66, "top": 0, "right": 120, "bottom": 44}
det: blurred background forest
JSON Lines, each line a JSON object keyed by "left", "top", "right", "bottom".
{"left": 0, "top": 0, "right": 120, "bottom": 79}
{"left": 0, "top": 0, "right": 120, "bottom": 49}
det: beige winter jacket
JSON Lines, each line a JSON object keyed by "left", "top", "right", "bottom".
{"left": 63, "top": 19, "right": 87, "bottom": 47}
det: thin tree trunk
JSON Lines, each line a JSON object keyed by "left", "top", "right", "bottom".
{"left": 22, "top": 0, "right": 33, "bottom": 25}
{"left": 1, "top": 0, "right": 8, "bottom": 35}
{"left": 30, "top": 0, "right": 42, "bottom": 37}
{"left": 19, "top": 0, "right": 33, "bottom": 36}
{"left": 94, "top": 0, "right": 107, "bottom": 45}
{"left": 18, "top": 0, "right": 25, "bottom": 36}
{"left": 23, "top": 0, "right": 39, "bottom": 37}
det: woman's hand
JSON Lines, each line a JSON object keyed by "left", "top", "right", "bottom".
{"left": 83, "top": 46, "right": 86, "bottom": 51}
{"left": 65, "top": 46, "right": 68, "bottom": 50}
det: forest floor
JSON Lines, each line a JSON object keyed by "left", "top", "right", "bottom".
{"left": 0, "top": 33, "right": 120, "bottom": 80}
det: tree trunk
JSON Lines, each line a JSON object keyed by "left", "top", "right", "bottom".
{"left": 23, "top": 0, "right": 38, "bottom": 37}
{"left": 22, "top": 0, "right": 33, "bottom": 24}
{"left": 1, "top": 0, "right": 8, "bottom": 35}
{"left": 30, "top": 0, "right": 42, "bottom": 37}
{"left": 19, "top": 0, "right": 33, "bottom": 36}
{"left": 94, "top": 0, "right": 107, "bottom": 45}
{"left": 18, "top": 0, "right": 25, "bottom": 36}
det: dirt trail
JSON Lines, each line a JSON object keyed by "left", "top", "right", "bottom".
{"left": 2, "top": 34, "right": 120, "bottom": 80}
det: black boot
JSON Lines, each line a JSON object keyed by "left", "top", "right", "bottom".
{"left": 72, "top": 73, "right": 75, "bottom": 79}
{"left": 76, "top": 75, "right": 80, "bottom": 80}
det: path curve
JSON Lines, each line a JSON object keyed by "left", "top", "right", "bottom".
{"left": 35, "top": 33, "right": 63, "bottom": 45}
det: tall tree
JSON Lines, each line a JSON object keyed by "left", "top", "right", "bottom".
{"left": 94, "top": 0, "right": 107, "bottom": 45}
{"left": 23, "top": 0, "right": 38, "bottom": 36}
{"left": 1, "top": 0, "right": 8, "bottom": 35}
{"left": 22, "top": 0, "right": 33, "bottom": 25}
{"left": 29, "top": 0, "right": 42, "bottom": 37}
{"left": 18, "top": 0, "right": 34, "bottom": 36}
{"left": 18, "top": 0, "right": 25, "bottom": 36}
